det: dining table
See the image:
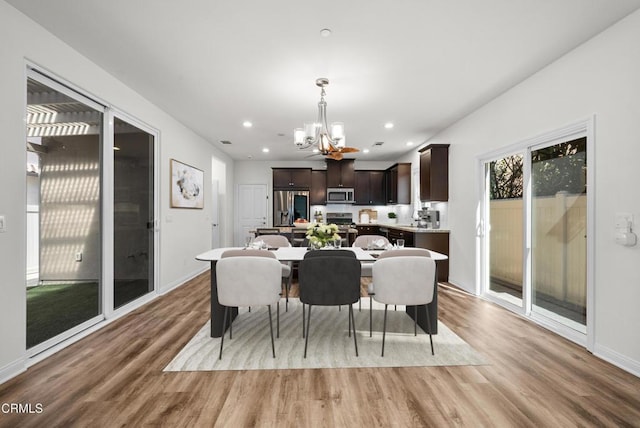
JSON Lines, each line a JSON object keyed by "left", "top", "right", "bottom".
{"left": 196, "top": 246, "right": 448, "bottom": 338}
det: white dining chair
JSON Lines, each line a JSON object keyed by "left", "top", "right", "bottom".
{"left": 216, "top": 255, "right": 282, "bottom": 359}
{"left": 372, "top": 255, "right": 437, "bottom": 356}
{"left": 367, "top": 248, "right": 432, "bottom": 336}
{"left": 352, "top": 234, "right": 390, "bottom": 311}
{"left": 257, "top": 234, "right": 294, "bottom": 311}
{"left": 221, "top": 249, "right": 282, "bottom": 337}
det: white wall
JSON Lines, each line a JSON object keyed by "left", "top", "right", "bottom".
{"left": 419, "top": 9, "right": 640, "bottom": 372}
{"left": 0, "top": 1, "right": 235, "bottom": 381}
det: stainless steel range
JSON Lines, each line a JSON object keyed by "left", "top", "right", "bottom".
{"left": 326, "top": 212, "right": 354, "bottom": 230}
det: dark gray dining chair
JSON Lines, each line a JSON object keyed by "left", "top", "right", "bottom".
{"left": 372, "top": 255, "right": 437, "bottom": 356}
{"left": 216, "top": 255, "right": 282, "bottom": 359}
{"left": 301, "top": 250, "right": 358, "bottom": 323}
{"left": 298, "top": 252, "right": 361, "bottom": 358}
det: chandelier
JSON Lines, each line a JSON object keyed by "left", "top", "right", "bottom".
{"left": 294, "top": 78, "right": 358, "bottom": 160}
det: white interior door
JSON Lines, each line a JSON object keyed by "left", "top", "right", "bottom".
{"left": 237, "top": 184, "right": 267, "bottom": 246}
{"left": 211, "top": 179, "right": 220, "bottom": 248}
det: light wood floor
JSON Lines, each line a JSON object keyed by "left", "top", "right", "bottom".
{"left": 1, "top": 272, "right": 639, "bottom": 427}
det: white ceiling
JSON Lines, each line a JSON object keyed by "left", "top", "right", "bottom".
{"left": 8, "top": 0, "right": 640, "bottom": 161}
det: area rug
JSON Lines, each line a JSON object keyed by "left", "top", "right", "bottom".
{"left": 164, "top": 299, "right": 488, "bottom": 371}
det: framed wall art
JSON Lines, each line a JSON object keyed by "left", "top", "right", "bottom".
{"left": 170, "top": 159, "right": 204, "bottom": 209}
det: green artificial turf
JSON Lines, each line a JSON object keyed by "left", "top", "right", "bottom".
{"left": 27, "top": 279, "right": 151, "bottom": 348}
{"left": 27, "top": 282, "right": 99, "bottom": 348}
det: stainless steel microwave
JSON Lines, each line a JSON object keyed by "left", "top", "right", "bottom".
{"left": 327, "top": 188, "right": 355, "bottom": 203}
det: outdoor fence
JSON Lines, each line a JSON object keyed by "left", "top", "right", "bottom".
{"left": 490, "top": 192, "right": 586, "bottom": 307}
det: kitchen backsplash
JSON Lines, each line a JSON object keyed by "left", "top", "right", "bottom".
{"left": 310, "top": 201, "right": 448, "bottom": 228}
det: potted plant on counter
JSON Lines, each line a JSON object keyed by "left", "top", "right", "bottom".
{"left": 387, "top": 212, "right": 397, "bottom": 224}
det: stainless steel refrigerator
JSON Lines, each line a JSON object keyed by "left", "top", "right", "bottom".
{"left": 273, "top": 190, "right": 310, "bottom": 226}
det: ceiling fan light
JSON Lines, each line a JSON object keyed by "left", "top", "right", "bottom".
{"left": 331, "top": 122, "right": 344, "bottom": 146}
{"left": 294, "top": 78, "right": 351, "bottom": 157}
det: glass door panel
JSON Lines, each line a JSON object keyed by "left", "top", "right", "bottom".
{"left": 531, "top": 138, "right": 587, "bottom": 330}
{"left": 113, "top": 117, "right": 155, "bottom": 309}
{"left": 486, "top": 154, "right": 524, "bottom": 307}
{"left": 26, "top": 76, "right": 103, "bottom": 349}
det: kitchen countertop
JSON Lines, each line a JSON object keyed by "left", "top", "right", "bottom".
{"left": 275, "top": 226, "right": 358, "bottom": 234}
{"left": 355, "top": 223, "right": 450, "bottom": 233}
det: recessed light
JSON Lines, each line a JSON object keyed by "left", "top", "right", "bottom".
{"left": 243, "top": 121, "right": 253, "bottom": 128}
{"left": 363, "top": 148, "right": 370, "bottom": 153}
{"left": 262, "top": 148, "right": 270, "bottom": 153}
{"left": 320, "top": 28, "right": 332, "bottom": 38}
{"left": 406, "top": 141, "right": 414, "bottom": 146}
{"left": 384, "top": 122, "right": 394, "bottom": 129}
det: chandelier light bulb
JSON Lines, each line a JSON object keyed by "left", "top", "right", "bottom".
{"left": 294, "top": 128, "right": 305, "bottom": 146}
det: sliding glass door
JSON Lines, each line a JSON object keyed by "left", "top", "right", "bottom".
{"left": 530, "top": 138, "right": 587, "bottom": 332}
{"left": 26, "top": 68, "right": 158, "bottom": 354}
{"left": 485, "top": 153, "right": 525, "bottom": 309}
{"left": 113, "top": 117, "right": 155, "bottom": 309}
{"left": 480, "top": 123, "right": 591, "bottom": 345}
{"left": 26, "top": 74, "right": 104, "bottom": 350}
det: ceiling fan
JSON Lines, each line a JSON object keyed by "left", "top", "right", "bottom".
{"left": 304, "top": 144, "right": 359, "bottom": 160}
{"left": 294, "top": 78, "right": 359, "bottom": 160}
{"left": 324, "top": 145, "right": 359, "bottom": 160}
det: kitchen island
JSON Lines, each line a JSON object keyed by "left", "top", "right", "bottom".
{"left": 356, "top": 223, "right": 450, "bottom": 282}
{"left": 253, "top": 225, "right": 358, "bottom": 246}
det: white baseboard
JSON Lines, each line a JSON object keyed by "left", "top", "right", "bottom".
{"left": 594, "top": 343, "right": 640, "bottom": 378}
{"left": 445, "top": 277, "right": 476, "bottom": 295}
{"left": 0, "top": 358, "right": 26, "bottom": 385}
{"left": 0, "top": 266, "right": 209, "bottom": 386}
{"left": 159, "top": 265, "right": 209, "bottom": 295}
{"left": 480, "top": 292, "right": 640, "bottom": 379}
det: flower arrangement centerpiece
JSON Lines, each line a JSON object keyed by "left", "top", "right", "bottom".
{"left": 306, "top": 223, "right": 341, "bottom": 249}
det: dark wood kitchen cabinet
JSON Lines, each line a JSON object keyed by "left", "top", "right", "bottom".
{"left": 385, "top": 163, "right": 411, "bottom": 204}
{"left": 272, "top": 168, "right": 312, "bottom": 189}
{"left": 419, "top": 144, "right": 449, "bottom": 201}
{"left": 387, "top": 227, "right": 415, "bottom": 247}
{"left": 310, "top": 170, "right": 327, "bottom": 205}
{"left": 356, "top": 225, "right": 380, "bottom": 235}
{"left": 414, "top": 232, "right": 449, "bottom": 282}
{"left": 326, "top": 159, "right": 355, "bottom": 188}
{"left": 354, "top": 170, "right": 386, "bottom": 205}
